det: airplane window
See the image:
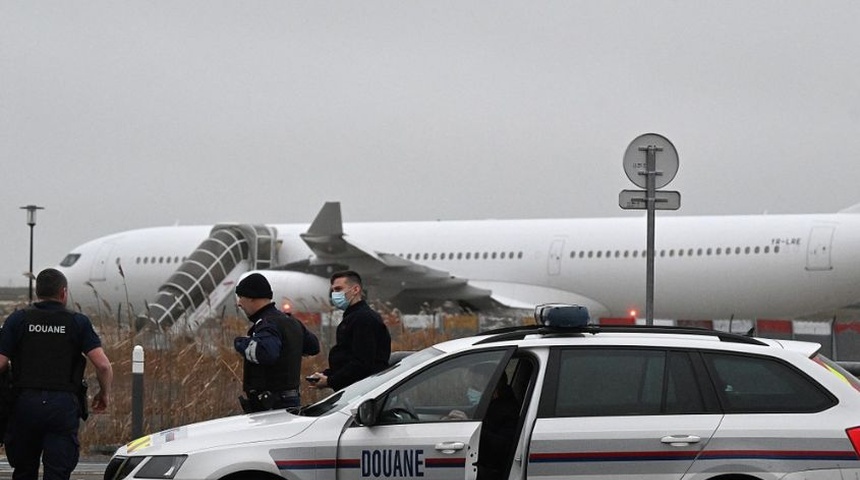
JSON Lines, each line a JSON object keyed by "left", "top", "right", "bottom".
{"left": 623, "top": 251, "right": 629, "bottom": 258}
{"left": 578, "top": 251, "right": 584, "bottom": 258}
{"left": 509, "top": 251, "right": 515, "bottom": 258}
{"left": 570, "top": 251, "right": 576, "bottom": 259}
{"left": 159, "top": 257, "right": 164, "bottom": 264}
{"left": 764, "top": 246, "right": 770, "bottom": 254}
{"left": 174, "top": 256, "right": 180, "bottom": 263}
{"left": 440, "top": 253, "right": 446, "bottom": 260}
{"left": 588, "top": 251, "right": 594, "bottom": 258}
{"left": 596, "top": 251, "right": 602, "bottom": 258}
{"left": 697, "top": 249, "right": 703, "bottom": 256}
{"left": 745, "top": 247, "right": 751, "bottom": 254}
{"left": 465, "top": 252, "right": 471, "bottom": 260}
{"left": 754, "top": 246, "right": 760, "bottom": 254}
{"left": 688, "top": 249, "right": 694, "bottom": 256}
{"left": 136, "top": 257, "right": 141, "bottom": 264}
{"left": 605, "top": 250, "right": 611, "bottom": 258}
{"left": 632, "top": 250, "right": 638, "bottom": 258}
{"left": 735, "top": 247, "right": 741, "bottom": 254}
{"left": 678, "top": 249, "right": 684, "bottom": 257}
{"left": 483, "top": 252, "right": 489, "bottom": 259}
{"left": 774, "top": 246, "right": 780, "bottom": 254}
{"left": 715, "top": 248, "right": 721, "bottom": 255}
{"left": 59, "top": 254, "right": 81, "bottom": 267}
{"left": 660, "top": 250, "right": 665, "bottom": 257}
{"left": 423, "top": 253, "right": 429, "bottom": 260}
{"left": 500, "top": 252, "right": 506, "bottom": 259}
{"left": 669, "top": 249, "right": 675, "bottom": 257}
{"left": 432, "top": 253, "right": 437, "bottom": 260}
{"left": 492, "top": 252, "right": 497, "bottom": 259}
{"left": 456, "top": 253, "right": 461, "bottom": 260}
{"left": 614, "top": 251, "right": 620, "bottom": 258}
{"left": 518, "top": 252, "right": 523, "bottom": 259}
{"left": 143, "top": 257, "right": 149, "bottom": 264}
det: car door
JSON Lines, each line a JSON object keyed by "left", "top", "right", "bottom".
{"left": 527, "top": 347, "right": 723, "bottom": 480}
{"left": 337, "top": 348, "right": 515, "bottom": 480}
{"left": 685, "top": 351, "right": 850, "bottom": 477}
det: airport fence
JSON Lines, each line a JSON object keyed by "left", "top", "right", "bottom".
{"left": 1, "top": 303, "right": 858, "bottom": 456}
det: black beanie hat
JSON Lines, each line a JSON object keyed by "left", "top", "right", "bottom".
{"left": 235, "top": 273, "right": 273, "bottom": 299}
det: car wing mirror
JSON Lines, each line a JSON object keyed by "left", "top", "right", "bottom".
{"left": 357, "top": 399, "right": 379, "bottom": 426}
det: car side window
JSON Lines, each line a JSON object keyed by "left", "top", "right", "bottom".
{"left": 547, "top": 348, "right": 705, "bottom": 417}
{"left": 702, "top": 352, "right": 837, "bottom": 413}
{"left": 377, "top": 350, "right": 509, "bottom": 425}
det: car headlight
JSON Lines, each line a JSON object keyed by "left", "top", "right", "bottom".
{"left": 135, "top": 455, "right": 187, "bottom": 479}
{"left": 104, "top": 456, "right": 144, "bottom": 480}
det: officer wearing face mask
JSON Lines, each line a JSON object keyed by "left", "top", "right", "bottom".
{"left": 309, "top": 270, "right": 391, "bottom": 391}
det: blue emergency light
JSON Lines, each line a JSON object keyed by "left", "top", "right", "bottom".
{"left": 535, "top": 303, "right": 591, "bottom": 328}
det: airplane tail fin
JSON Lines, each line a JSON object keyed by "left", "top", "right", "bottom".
{"left": 307, "top": 202, "right": 343, "bottom": 235}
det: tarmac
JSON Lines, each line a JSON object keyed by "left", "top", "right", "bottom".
{"left": 0, "top": 456, "right": 111, "bottom": 479}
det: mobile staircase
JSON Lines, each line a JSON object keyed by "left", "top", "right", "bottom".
{"left": 142, "top": 224, "right": 278, "bottom": 333}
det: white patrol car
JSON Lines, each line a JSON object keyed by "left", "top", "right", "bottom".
{"left": 105, "top": 304, "right": 860, "bottom": 480}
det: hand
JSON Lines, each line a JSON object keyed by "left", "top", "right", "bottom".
{"left": 311, "top": 372, "right": 329, "bottom": 389}
{"left": 234, "top": 336, "right": 249, "bottom": 353}
{"left": 441, "top": 409, "right": 468, "bottom": 421}
{"left": 91, "top": 389, "right": 109, "bottom": 413}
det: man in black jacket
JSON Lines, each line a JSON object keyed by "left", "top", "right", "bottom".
{"left": 233, "top": 273, "right": 305, "bottom": 412}
{"left": 310, "top": 270, "right": 391, "bottom": 391}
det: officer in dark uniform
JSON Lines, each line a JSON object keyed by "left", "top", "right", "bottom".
{"left": 0, "top": 268, "right": 113, "bottom": 480}
{"left": 233, "top": 273, "right": 305, "bottom": 412}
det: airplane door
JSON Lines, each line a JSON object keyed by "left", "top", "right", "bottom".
{"left": 337, "top": 349, "right": 514, "bottom": 480}
{"left": 548, "top": 238, "right": 565, "bottom": 276}
{"left": 89, "top": 242, "right": 116, "bottom": 282}
{"left": 806, "top": 226, "right": 834, "bottom": 271}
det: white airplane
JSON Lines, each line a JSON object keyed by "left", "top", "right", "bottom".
{"left": 55, "top": 201, "right": 860, "bottom": 331}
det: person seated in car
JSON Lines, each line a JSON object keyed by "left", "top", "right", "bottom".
{"left": 441, "top": 362, "right": 497, "bottom": 421}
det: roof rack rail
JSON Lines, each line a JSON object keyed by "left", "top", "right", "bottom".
{"left": 475, "top": 323, "right": 767, "bottom": 346}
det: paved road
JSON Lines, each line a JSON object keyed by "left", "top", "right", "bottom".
{"left": 0, "top": 458, "right": 110, "bottom": 479}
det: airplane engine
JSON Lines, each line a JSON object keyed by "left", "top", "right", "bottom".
{"left": 249, "top": 271, "right": 333, "bottom": 314}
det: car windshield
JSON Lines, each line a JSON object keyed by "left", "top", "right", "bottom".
{"left": 300, "top": 347, "right": 443, "bottom": 417}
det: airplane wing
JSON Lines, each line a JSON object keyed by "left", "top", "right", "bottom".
{"left": 280, "top": 202, "right": 500, "bottom": 311}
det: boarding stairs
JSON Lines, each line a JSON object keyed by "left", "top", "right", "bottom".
{"left": 144, "top": 224, "right": 278, "bottom": 332}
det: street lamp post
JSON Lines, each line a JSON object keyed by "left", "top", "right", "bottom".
{"left": 20, "top": 205, "right": 45, "bottom": 304}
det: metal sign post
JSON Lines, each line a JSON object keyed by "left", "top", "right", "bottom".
{"left": 621, "top": 134, "right": 680, "bottom": 325}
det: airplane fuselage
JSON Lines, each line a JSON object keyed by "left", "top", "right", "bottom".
{"left": 56, "top": 210, "right": 860, "bottom": 322}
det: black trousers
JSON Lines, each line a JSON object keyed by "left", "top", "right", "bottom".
{"left": 5, "top": 390, "right": 80, "bottom": 480}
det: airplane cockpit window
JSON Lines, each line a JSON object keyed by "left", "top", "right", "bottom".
{"left": 60, "top": 254, "right": 81, "bottom": 267}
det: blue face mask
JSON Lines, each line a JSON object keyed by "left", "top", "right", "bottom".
{"left": 331, "top": 291, "right": 350, "bottom": 310}
{"left": 466, "top": 387, "right": 482, "bottom": 405}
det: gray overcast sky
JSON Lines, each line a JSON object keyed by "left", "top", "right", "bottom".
{"left": 2, "top": 1, "right": 859, "bottom": 286}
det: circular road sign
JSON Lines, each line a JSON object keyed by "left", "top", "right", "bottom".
{"left": 623, "top": 133, "right": 679, "bottom": 189}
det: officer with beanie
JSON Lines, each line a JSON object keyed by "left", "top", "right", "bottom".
{"left": 233, "top": 273, "right": 304, "bottom": 412}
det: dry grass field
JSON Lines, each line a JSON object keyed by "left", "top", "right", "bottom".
{"left": 75, "top": 314, "right": 453, "bottom": 455}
